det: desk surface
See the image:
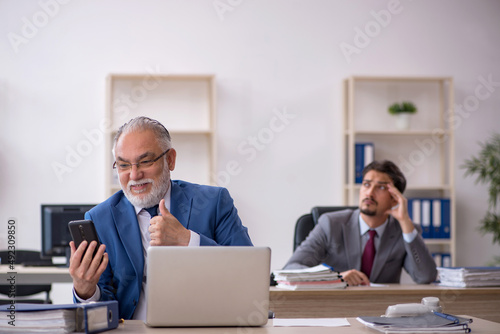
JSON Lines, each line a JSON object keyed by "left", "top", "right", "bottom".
{"left": 103, "top": 317, "right": 500, "bottom": 333}
{"left": 3, "top": 267, "right": 499, "bottom": 322}
{"left": 0, "top": 265, "right": 72, "bottom": 284}
{"left": 270, "top": 284, "right": 500, "bottom": 323}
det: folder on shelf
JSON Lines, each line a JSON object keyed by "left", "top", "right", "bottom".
{"left": 432, "top": 253, "right": 451, "bottom": 267}
{"left": 441, "top": 253, "right": 451, "bottom": 267}
{"left": 432, "top": 199, "right": 441, "bottom": 238}
{"left": 421, "top": 199, "right": 432, "bottom": 238}
{"left": 355, "top": 143, "right": 374, "bottom": 183}
{"left": 407, "top": 198, "right": 421, "bottom": 224}
{"left": 440, "top": 199, "right": 451, "bottom": 239}
{"left": 432, "top": 253, "right": 443, "bottom": 268}
{"left": 0, "top": 300, "right": 119, "bottom": 333}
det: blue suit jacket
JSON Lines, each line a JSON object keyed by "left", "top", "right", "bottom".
{"left": 78, "top": 180, "right": 252, "bottom": 319}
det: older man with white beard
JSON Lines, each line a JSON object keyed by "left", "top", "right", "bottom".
{"left": 69, "top": 116, "right": 252, "bottom": 320}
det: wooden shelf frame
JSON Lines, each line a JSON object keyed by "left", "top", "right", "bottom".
{"left": 342, "top": 75, "right": 455, "bottom": 266}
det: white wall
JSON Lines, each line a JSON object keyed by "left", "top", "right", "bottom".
{"left": 1, "top": 0, "right": 499, "bottom": 303}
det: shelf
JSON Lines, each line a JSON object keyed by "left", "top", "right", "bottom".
{"left": 348, "top": 76, "right": 452, "bottom": 82}
{"left": 105, "top": 74, "right": 217, "bottom": 197}
{"left": 423, "top": 239, "right": 452, "bottom": 246}
{"left": 343, "top": 75, "right": 455, "bottom": 266}
{"left": 345, "top": 130, "right": 450, "bottom": 137}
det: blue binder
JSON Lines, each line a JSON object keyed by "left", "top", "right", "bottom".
{"left": 420, "top": 199, "right": 432, "bottom": 238}
{"left": 0, "top": 300, "right": 119, "bottom": 333}
{"left": 355, "top": 143, "right": 374, "bottom": 183}
{"left": 440, "top": 199, "right": 451, "bottom": 239}
{"left": 355, "top": 143, "right": 364, "bottom": 184}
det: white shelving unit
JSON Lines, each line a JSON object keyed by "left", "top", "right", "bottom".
{"left": 343, "top": 76, "right": 456, "bottom": 266}
{"left": 105, "top": 74, "right": 216, "bottom": 198}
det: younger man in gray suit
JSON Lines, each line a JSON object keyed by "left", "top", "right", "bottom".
{"left": 284, "top": 160, "right": 437, "bottom": 285}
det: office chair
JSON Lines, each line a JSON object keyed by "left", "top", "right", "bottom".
{"left": 293, "top": 214, "right": 315, "bottom": 251}
{"left": 293, "top": 206, "right": 359, "bottom": 251}
{"left": 0, "top": 250, "right": 53, "bottom": 304}
{"left": 311, "top": 206, "right": 358, "bottom": 225}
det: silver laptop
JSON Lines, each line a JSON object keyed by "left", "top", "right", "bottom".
{"left": 145, "top": 246, "right": 271, "bottom": 327}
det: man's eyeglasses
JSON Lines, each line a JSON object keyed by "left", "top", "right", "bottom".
{"left": 113, "top": 149, "right": 170, "bottom": 172}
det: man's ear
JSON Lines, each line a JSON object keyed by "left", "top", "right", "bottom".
{"left": 167, "top": 148, "right": 176, "bottom": 171}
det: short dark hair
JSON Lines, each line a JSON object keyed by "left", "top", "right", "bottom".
{"left": 362, "top": 160, "right": 406, "bottom": 193}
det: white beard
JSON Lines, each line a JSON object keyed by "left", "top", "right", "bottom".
{"left": 122, "top": 165, "right": 170, "bottom": 208}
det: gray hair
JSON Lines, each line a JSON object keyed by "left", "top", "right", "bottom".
{"left": 112, "top": 116, "right": 172, "bottom": 154}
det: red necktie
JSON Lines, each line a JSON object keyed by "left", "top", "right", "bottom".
{"left": 361, "top": 230, "right": 377, "bottom": 279}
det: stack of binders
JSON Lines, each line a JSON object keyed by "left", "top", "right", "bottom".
{"left": 272, "top": 264, "right": 347, "bottom": 290}
{"left": 407, "top": 198, "right": 451, "bottom": 239}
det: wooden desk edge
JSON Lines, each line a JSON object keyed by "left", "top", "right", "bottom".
{"left": 107, "top": 316, "right": 500, "bottom": 333}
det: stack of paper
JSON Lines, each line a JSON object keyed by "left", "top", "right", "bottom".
{"left": 437, "top": 266, "right": 500, "bottom": 287}
{"left": 0, "top": 301, "right": 119, "bottom": 333}
{"left": 272, "top": 264, "right": 347, "bottom": 290}
{"left": 357, "top": 312, "right": 473, "bottom": 333}
{"left": 0, "top": 309, "right": 76, "bottom": 333}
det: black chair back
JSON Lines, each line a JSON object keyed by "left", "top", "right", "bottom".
{"left": 0, "top": 250, "right": 52, "bottom": 304}
{"left": 311, "top": 206, "right": 358, "bottom": 224}
{"left": 293, "top": 206, "right": 358, "bottom": 251}
{"left": 293, "top": 214, "right": 315, "bottom": 251}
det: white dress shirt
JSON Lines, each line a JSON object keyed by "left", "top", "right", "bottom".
{"left": 358, "top": 215, "right": 418, "bottom": 252}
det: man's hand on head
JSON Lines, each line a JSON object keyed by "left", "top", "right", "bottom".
{"left": 149, "top": 199, "right": 191, "bottom": 246}
{"left": 385, "top": 183, "right": 415, "bottom": 234}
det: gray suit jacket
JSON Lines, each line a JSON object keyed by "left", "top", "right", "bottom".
{"left": 284, "top": 209, "right": 437, "bottom": 284}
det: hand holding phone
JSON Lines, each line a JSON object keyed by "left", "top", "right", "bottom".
{"left": 68, "top": 220, "right": 102, "bottom": 259}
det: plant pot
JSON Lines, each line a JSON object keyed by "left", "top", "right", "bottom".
{"left": 395, "top": 113, "right": 411, "bottom": 130}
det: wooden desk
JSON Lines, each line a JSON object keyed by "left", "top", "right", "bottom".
{"left": 0, "top": 265, "right": 72, "bottom": 284}
{"left": 270, "top": 284, "right": 500, "bottom": 323}
{"left": 3, "top": 267, "right": 499, "bottom": 323}
{"left": 103, "top": 317, "right": 500, "bottom": 333}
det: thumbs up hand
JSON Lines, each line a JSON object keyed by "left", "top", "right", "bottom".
{"left": 149, "top": 199, "right": 191, "bottom": 246}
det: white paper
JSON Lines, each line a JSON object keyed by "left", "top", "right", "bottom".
{"left": 369, "top": 283, "right": 389, "bottom": 287}
{"left": 273, "top": 318, "right": 350, "bottom": 327}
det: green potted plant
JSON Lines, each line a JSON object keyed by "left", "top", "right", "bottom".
{"left": 388, "top": 101, "right": 417, "bottom": 129}
{"left": 461, "top": 133, "right": 500, "bottom": 264}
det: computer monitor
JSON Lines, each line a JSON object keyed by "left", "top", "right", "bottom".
{"left": 41, "top": 204, "right": 96, "bottom": 262}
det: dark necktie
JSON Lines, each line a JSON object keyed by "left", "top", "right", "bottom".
{"left": 361, "top": 229, "right": 377, "bottom": 279}
{"left": 144, "top": 205, "right": 159, "bottom": 218}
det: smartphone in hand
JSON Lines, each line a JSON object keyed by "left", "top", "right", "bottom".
{"left": 68, "top": 220, "right": 102, "bottom": 260}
